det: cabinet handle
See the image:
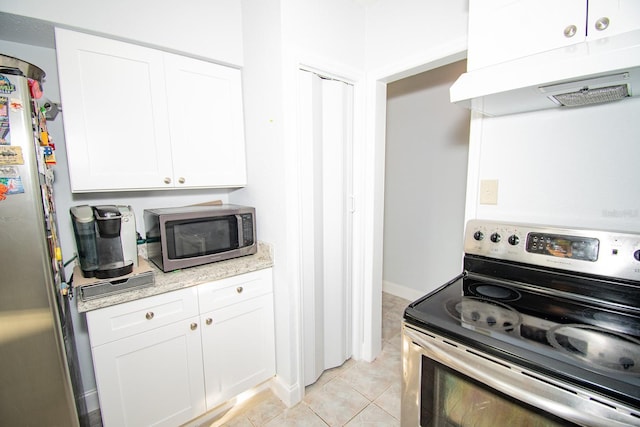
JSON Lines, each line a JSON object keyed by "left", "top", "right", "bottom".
{"left": 206, "top": 318, "right": 213, "bottom": 325}
{"left": 190, "top": 322, "right": 198, "bottom": 331}
{"left": 164, "top": 177, "right": 171, "bottom": 184}
{"left": 236, "top": 286, "right": 243, "bottom": 294}
{"left": 594, "top": 17, "right": 609, "bottom": 31}
{"left": 178, "top": 177, "right": 185, "bottom": 184}
{"left": 145, "top": 312, "right": 154, "bottom": 320}
{"left": 563, "top": 24, "right": 577, "bottom": 38}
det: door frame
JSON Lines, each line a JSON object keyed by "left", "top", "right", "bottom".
{"left": 359, "top": 40, "right": 468, "bottom": 362}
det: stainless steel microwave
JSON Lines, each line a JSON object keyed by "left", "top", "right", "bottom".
{"left": 143, "top": 204, "right": 257, "bottom": 272}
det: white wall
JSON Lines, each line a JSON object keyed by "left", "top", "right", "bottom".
{"left": 365, "top": 0, "right": 469, "bottom": 75}
{"left": 468, "top": 97, "right": 640, "bottom": 233}
{"left": 234, "top": 0, "right": 295, "bottom": 403}
{"left": 283, "top": 0, "right": 366, "bottom": 69}
{"left": 383, "top": 60, "right": 469, "bottom": 302}
{"left": 235, "top": 0, "right": 366, "bottom": 405}
{"left": 0, "top": 0, "right": 243, "bottom": 65}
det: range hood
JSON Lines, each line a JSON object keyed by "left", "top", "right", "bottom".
{"left": 450, "top": 29, "right": 640, "bottom": 116}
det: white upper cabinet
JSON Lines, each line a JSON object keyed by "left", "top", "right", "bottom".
{"left": 164, "top": 54, "right": 246, "bottom": 188}
{"left": 55, "top": 28, "right": 247, "bottom": 192}
{"left": 586, "top": 0, "right": 640, "bottom": 42}
{"left": 467, "top": 0, "right": 640, "bottom": 71}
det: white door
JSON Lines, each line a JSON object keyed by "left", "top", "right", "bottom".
{"left": 200, "top": 294, "right": 276, "bottom": 409}
{"left": 299, "top": 70, "right": 354, "bottom": 386}
{"left": 91, "top": 317, "right": 205, "bottom": 427}
{"left": 164, "top": 54, "right": 247, "bottom": 188}
{"left": 55, "top": 28, "right": 174, "bottom": 192}
{"left": 466, "top": 0, "right": 585, "bottom": 70}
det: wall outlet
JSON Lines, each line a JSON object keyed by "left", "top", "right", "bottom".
{"left": 479, "top": 179, "right": 498, "bottom": 205}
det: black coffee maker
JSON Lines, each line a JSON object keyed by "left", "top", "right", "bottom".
{"left": 70, "top": 205, "right": 138, "bottom": 279}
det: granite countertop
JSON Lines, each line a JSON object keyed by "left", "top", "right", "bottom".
{"left": 76, "top": 241, "right": 273, "bottom": 313}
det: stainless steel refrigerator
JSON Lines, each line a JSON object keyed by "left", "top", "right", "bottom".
{"left": 0, "top": 55, "right": 84, "bottom": 425}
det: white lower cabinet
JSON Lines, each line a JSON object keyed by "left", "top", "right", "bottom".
{"left": 86, "top": 269, "right": 274, "bottom": 426}
{"left": 201, "top": 294, "right": 276, "bottom": 409}
{"left": 91, "top": 317, "right": 206, "bottom": 427}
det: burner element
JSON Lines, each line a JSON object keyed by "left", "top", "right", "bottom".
{"left": 547, "top": 324, "right": 640, "bottom": 375}
{"left": 582, "top": 309, "right": 640, "bottom": 337}
{"left": 445, "top": 297, "right": 521, "bottom": 332}
{"left": 466, "top": 282, "right": 521, "bottom": 301}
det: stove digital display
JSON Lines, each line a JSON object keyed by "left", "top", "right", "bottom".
{"left": 526, "top": 233, "right": 599, "bottom": 262}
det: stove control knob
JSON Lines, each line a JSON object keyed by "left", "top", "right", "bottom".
{"left": 473, "top": 231, "right": 484, "bottom": 241}
{"left": 490, "top": 232, "right": 501, "bottom": 243}
{"left": 508, "top": 235, "right": 520, "bottom": 246}
{"left": 634, "top": 250, "right": 640, "bottom": 261}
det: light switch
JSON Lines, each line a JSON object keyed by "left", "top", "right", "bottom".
{"left": 480, "top": 179, "right": 498, "bottom": 205}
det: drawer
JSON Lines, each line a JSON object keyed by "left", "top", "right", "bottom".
{"left": 197, "top": 269, "right": 272, "bottom": 313}
{"left": 87, "top": 287, "right": 199, "bottom": 347}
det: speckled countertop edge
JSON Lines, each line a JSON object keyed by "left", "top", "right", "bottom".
{"left": 76, "top": 241, "right": 273, "bottom": 313}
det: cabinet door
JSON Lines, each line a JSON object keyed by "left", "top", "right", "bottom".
{"left": 467, "top": 0, "right": 586, "bottom": 71}
{"left": 587, "top": 0, "right": 640, "bottom": 41}
{"left": 92, "top": 317, "right": 205, "bottom": 427}
{"left": 201, "top": 294, "right": 276, "bottom": 409}
{"left": 55, "top": 28, "right": 174, "bottom": 192}
{"left": 164, "top": 53, "right": 247, "bottom": 188}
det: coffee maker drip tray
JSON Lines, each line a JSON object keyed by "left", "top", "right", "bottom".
{"left": 73, "top": 257, "right": 155, "bottom": 301}
{"left": 94, "top": 261, "right": 133, "bottom": 279}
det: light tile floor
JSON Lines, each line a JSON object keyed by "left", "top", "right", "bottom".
{"left": 208, "top": 292, "right": 410, "bottom": 427}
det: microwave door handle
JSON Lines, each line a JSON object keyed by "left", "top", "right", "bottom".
{"left": 236, "top": 214, "right": 243, "bottom": 246}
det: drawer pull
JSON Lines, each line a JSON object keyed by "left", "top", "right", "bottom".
{"left": 594, "top": 17, "right": 609, "bottom": 31}
{"left": 563, "top": 24, "right": 577, "bottom": 38}
{"left": 206, "top": 318, "right": 213, "bottom": 325}
{"left": 236, "top": 286, "right": 244, "bottom": 294}
{"left": 145, "top": 312, "right": 154, "bottom": 320}
{"left": 190, "top": 322, "right": 198, "bottom": 331}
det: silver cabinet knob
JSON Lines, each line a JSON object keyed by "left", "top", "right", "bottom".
{"left": 236, "top": 286, "right": 243, "bottom": 294}
{"left": 190, "top": 322, "right": 198, "bottom": 331}
{"left": 178, "top": 177, "right": 185, "bottom": 184}
{"left": 145, "top": 312, "right": 154, "bottom": 320}
{"left": 595, "top": 17, "right": 610, "bottom": 31}
{"left": 564, "top": 24, "right": 577, "bottom": 38}
{"left": 164, "top": 177, "right": 171, "bottom": 184}
{"left": 206, "top": 318, "right": 213, "bottom": 325}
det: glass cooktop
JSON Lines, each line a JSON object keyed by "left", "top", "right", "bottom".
{"left": 404, "top": 272, "right": 640, "bottom": 409}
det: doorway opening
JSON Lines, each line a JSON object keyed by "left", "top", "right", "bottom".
{"left": 382, "top": 60, "right": 470, "bottom": 303}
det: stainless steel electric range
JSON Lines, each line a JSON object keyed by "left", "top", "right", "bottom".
{"left": 402, "top": 220, "right": 640, "bottom": 427}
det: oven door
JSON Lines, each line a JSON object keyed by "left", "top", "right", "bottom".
{"left": 401, "top": 323, "right": 639, "bottom": 427}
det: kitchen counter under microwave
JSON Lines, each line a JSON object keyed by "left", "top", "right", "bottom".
{"left": 75, "top": 241, "right": 273, "bottom": 313}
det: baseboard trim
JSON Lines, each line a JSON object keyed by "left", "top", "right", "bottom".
{"left": 269, "top": 375, "right": 302, "bottom": 408}
{"left": 382, "top": 280, "right": 425, "bottom": 302}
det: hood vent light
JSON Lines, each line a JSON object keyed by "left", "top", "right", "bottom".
{"left": 550, "top": 84, "right": 629, "bottom": 107}
{"left": 539, "top": 72, "right": 631, "bottom": 108}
